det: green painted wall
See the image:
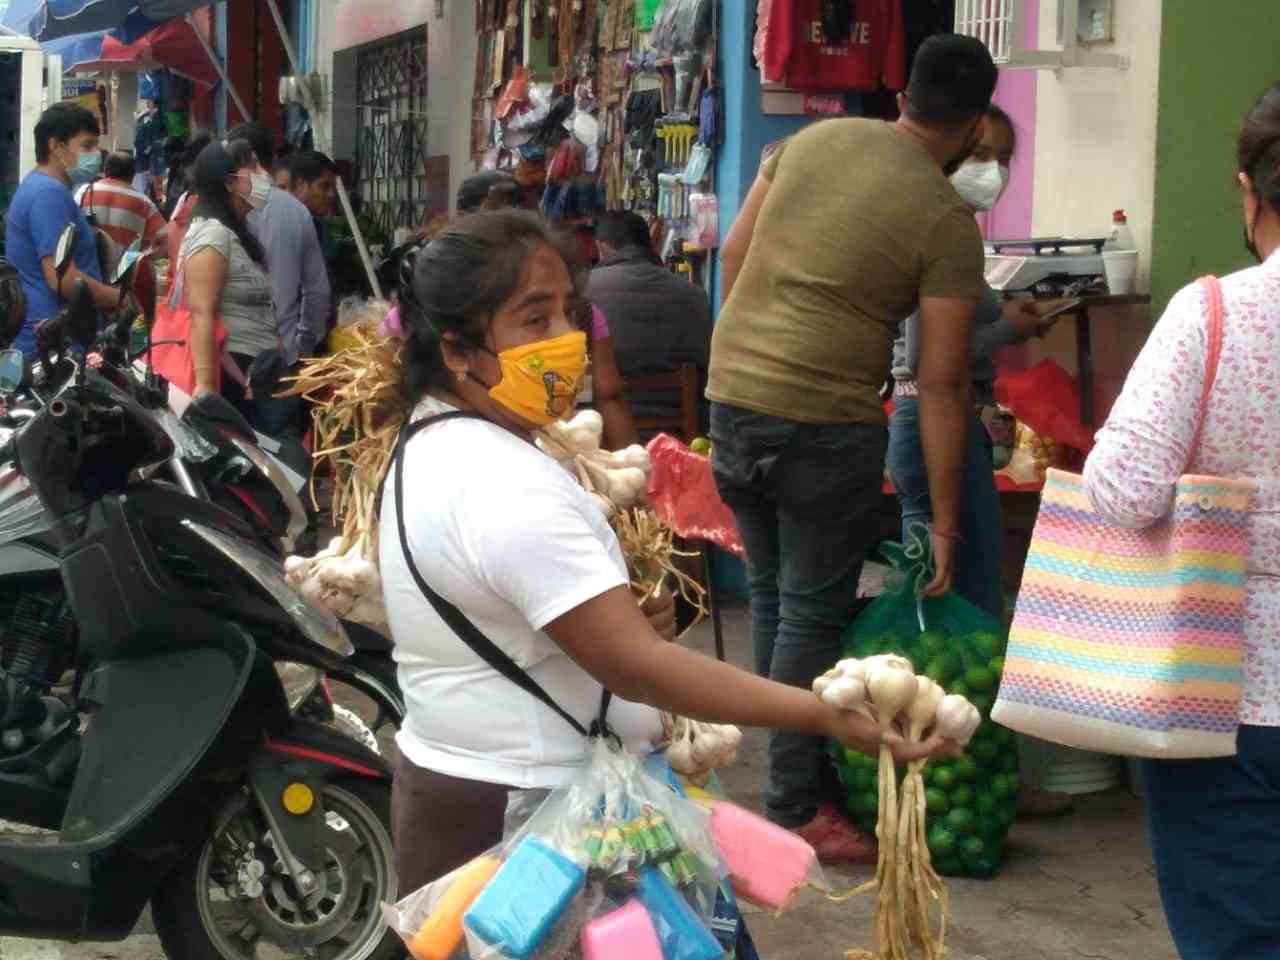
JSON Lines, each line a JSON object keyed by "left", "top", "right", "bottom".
{"left": 1150, "top": 2, "right": 1277, "bottom": 316}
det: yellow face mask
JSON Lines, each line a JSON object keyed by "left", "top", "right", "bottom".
{"left": 483, "top": 330, "right": 588, "bottom": 426}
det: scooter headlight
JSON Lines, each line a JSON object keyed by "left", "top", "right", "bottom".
{"left": 181, "top": 519, "right": 353, "bottom": 657}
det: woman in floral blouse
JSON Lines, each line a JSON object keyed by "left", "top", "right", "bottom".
{"left": 1083, "top": 84, "right": 1280, "bottom": 960}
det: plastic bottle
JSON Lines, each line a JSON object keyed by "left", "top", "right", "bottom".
{"left": 1105, "top": 210, "right": 1136, "bottom": 250}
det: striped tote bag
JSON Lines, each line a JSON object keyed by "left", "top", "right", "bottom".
{"left": 993, "top": 277, "right": 1251, "bottom": 759}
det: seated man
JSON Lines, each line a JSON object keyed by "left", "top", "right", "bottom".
{"left": 588, "top": 210, "right": 712, "bottom": 431}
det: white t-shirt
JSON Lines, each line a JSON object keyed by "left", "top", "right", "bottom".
{"left": 380, "top": 397, "right": 663, "bottom": 788}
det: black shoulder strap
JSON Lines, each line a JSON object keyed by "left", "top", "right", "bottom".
{"left": 388, "top": 411, "right": 613, "bottom": 741}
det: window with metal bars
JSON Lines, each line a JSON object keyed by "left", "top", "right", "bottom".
{"left": 954, "top": 0, "right": 1012, "bottom": 63}
{"left": 354, "top": 26, "right": 430, "bottom": 243}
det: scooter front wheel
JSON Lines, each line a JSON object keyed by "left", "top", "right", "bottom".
{"left": 152, "top": 777, "right": 402, "bottom": 960}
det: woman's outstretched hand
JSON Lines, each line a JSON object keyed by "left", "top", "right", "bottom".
{"left": 823, "top": 704, "right": 965, "bottom": 764}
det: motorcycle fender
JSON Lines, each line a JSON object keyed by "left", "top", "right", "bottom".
{"left": 59, "top": 629, "right": 255, "bottom": 846}
{"left": 247, "top": 721, "right": 389, "bottom": 877}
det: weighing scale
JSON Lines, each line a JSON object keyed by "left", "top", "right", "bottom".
{"left": 985, "top": 237, "right": 1108, "bottom": 296}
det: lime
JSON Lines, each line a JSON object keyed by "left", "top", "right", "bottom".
{"left": 972, "top": 740, "right": 999, "bottom": 766}
{"left": 1005, "top": 773, "right": 1022, "bottom": 794}
{"left": 927, "top": 824, "right": 957, "bottom": 858}
{"left": 932, "top": 766, "right": 957, "bottom": 791}
{"left": 971, "top": 693, "right": 995, "bottom": 717}
{"left": 953, "top": 755, "right": 978, "bottom": 782}
{"left": 919, "top": 630, "right": 947, "bottom": 659}
{"left": 925, "top": 787, "right": 950, "bottom": 815}
{"left": 990, "top": 774, "right": 1012, "bottom": 799}
{"left": 950, "top": 784, "right": 975, "bottom": 809}
{"left": 999, "top": 750, "right": 1020, "bottom": 774}
{"left": 988, "top": 655, "right": 1006, "bottom": 677}
{"left": 842, "top": 748, "right": 865, "bottom": 769}
{"left": 926, "top": 653, "right": 962, "bottom": 689}
{"left": 947, "top": 680, "right": 970, "bottom": 699}
{"left": 969, "top": 630, "right": 1005, "bottom": 659}
{"left": 993, "top": 725, "right": 1015, "bottom": 748}
{"left": 996, "top": 804, "right": 1016, "bottom": 828}
{"left": 854, "top": 767, "right": 876, "bottom": 792}
{"left": 945, "top": 807, "right": 977, "bottom": 835}
{"left": 690, "top": 437, "right": 712, "bottom": 455}
{"left": 964, "top": 666, "right": 995, "bottom": 692}
{"left": 975, "top": 791, "right": 998, "bottom": 817}
{"left": 959, "top": 836, "right": 987, "bottom": 862}
{"left": 933, "top": 856, "right": 963, "bottom": 876}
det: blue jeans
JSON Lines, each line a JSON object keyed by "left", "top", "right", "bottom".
{"left": 885, "top": 397, "right": 1005, "bottom": 619}
{"left": 710, "top": 403, "right": 887, "bottom": 826}
{"left": 1141, "top": 726, "right": 1280, "bottom": 960}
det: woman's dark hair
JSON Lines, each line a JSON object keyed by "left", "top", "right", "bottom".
{"left": 403, "top": 210, "right": 581, "bottom": 402}
{"left": 986, "top": 103, "right": 1017, "bottom": 154}
{"left": 1238, "top": 82, "right": 1280, "bottom": 214}
{"left": 190, "top": 139, "right": 266, "bottom": 267}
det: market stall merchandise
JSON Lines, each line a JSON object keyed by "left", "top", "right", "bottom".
{"left": 382, "top": 739, "right": 755, "bottom": 960}
{"left": 811, "top": 646, "right": 983, "bottom": 960}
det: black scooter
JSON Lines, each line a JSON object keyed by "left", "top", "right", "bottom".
{"left": 0, "top": 261, "right": 403, "bottom": 957}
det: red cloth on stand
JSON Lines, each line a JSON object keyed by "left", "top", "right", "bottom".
{"left": 645, "top": 435, "right": 745, "bottom": 558}
{"left": 763, "top": 0, "right": 905, "bottom": 93}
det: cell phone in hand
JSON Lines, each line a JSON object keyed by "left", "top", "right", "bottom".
{"left": 1036, "top": 298, "right": 1083, "bottom": 323}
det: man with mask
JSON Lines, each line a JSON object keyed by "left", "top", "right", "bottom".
{"left": 4, "top": 103, "right": 123, "bottom": 357}
{"left": 706, "top": 34, "right": 997, "bottom": 863}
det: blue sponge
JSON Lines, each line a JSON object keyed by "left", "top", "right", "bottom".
{"left": 464, "top": 836, "right": 585, "bottom": 958}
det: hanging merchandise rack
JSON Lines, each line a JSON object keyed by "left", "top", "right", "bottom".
{"left": 472, "top": 0, "right": 720, "bottom": 291}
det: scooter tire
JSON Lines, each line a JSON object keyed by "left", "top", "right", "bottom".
{"left": 152, "top": 777, "right": 406, "bottom": 960}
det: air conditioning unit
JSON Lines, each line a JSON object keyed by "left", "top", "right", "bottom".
{"left": 956, "top": 0, "right": 1128, "bottom": 71}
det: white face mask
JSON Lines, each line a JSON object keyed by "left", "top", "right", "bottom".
{"left": 246, "top": 171, "right": 272, "bottom": 211}
{"left": 950, "top": 159, "right": 1010, "bottom": 212}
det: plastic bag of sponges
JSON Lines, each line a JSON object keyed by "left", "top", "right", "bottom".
{"left": 382, "top": 739, "right": 734, "bottom": 960}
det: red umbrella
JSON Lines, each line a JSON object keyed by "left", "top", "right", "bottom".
{"left": 73, "top": 12, "right": 219, "bottom": 87}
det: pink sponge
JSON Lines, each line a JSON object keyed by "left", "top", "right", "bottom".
{"left": 711, "top": 801, "right": 819, "bottom": 909}
{"left": 579, "top": 899, "right": 662, "bottom": 960}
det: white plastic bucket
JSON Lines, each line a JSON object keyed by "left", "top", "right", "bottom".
{"left": 1103, "top": 249, "right": 1139, "bottom": 295}
{"left": 1041, "top": 745, "right": 1124, "bottom": 796}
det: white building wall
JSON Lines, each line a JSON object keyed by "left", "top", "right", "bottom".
{"left": 313, "top": 0, "right": 476, "bottom": 211}
{"left": 1029, "top": 0, "right": 1163, "bottom": 286}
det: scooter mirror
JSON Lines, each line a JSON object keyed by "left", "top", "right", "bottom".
{"left": 68, "top": 281, "right": 98, "bottom": 350}
{"left": 112, "top": 247, "right": 141, "bottom": 286}
{"left": 53, "top": 223, "right": 77, "bottom": 278}
{"left": 0, "top": 350, "right": 25, "bottom": 394}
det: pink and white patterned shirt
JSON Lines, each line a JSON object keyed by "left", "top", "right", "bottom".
{"left": 1084, "top": 251, "right": 1280, "bottom": 726}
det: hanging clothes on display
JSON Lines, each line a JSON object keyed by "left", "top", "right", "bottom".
{"left": 763, "top": 0, "right": 906, "bottom": 94}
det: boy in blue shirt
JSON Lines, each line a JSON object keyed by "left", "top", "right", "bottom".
{"left": 4, "top": 103, "right": 123, "bottom": 356}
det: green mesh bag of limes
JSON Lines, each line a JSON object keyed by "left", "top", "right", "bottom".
{"left": 832, "top": 535, "right": 1018, "bottom": 879}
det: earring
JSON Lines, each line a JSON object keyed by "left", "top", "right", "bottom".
{"left": 456, "top": 371, "right": 467, "bottom": 383}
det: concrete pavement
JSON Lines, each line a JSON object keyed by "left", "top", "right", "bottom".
{"left": 0, "top": 605, "right": 1179, "bottom": 959}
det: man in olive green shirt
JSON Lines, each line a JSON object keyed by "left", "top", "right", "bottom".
{"left": 707, "top": 35, "right": 997, "bottom": 861}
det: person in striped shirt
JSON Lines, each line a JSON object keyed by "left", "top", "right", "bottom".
{"left": 75, "top": 150, "right": 167, "bottom": 251}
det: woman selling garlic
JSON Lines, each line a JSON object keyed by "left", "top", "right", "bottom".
{"left": 379, "top": 211, "right": 960, "bottom": 895}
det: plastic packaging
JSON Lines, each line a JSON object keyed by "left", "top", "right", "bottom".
{"left": 382, "top": 854, "right": 502, "bottom": 960}
{"left": 636, "top": 866, "right": 724, "bottom": 960}
{"left": 710, "top": 801, "right": 821, "bottom": 910}
{"left": 464, "top": 836, "right": 585, "bottom": 959}
{"left": 994, "top": 359, "right": 1095, "bottom": 455}
{"left": 690, "top": 194, "right": 719, "bottom": 249}
{"left": 580, "top": 899, "right": 663, "bottom": 960}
